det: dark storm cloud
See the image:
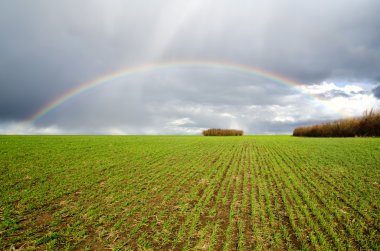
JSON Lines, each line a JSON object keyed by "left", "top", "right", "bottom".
{"left": 139, "top": 69, "right": 298, "bottom": 106}
{"left": 159, "top": 0, "right": 380, "bottom": 83}
{"left": 0, "top": 1, "right": 163, "bottom": 120}
{"left": 1, "top": 0, "right": 379, "bottom": 134}
{"left": 373, "top": 85, "right": 380, "bottom": 99}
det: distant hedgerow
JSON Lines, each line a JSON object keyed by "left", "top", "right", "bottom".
{"left": 202, "top": 128, "right": 244, "bottom": 136}
{"left": 293, "top": 109, "right": 380, "bottom": 137}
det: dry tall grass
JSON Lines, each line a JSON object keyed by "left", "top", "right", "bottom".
{"left": 293, "top": 109, "right": 380, "bottom": 137}
{"left": 202, "top": 128, "right": 244, "bottom": 136}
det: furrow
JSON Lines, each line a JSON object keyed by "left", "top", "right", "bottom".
{"left": 216, "top": 142, "right": 245, "bottom": 251}
{"left": 239, "top": 142, "right": 254, "bottom": 250}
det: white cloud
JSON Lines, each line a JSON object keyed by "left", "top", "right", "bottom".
{"left": 104, "top": 127, "right": 127, "bottom": 135}
{"left": 220, "top": 113, "right": 236, "bottom": 119}
{"left": 167, "top": 117, "right": 194, "bottom": 126}
{"left": 273, "top": 116, "right": 295, "bottom": 123}
{"left": 301, "top": 81, "right": 380, "bottom": 117}
{"left": 0, "top": 122, "right": 63, "bottom": 135}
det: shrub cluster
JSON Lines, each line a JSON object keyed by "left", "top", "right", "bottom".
{"left": 293, "top": 109, "right": 380, "bottom": 137}
{"left": 202, "top": 128, "right": 244, "bottom": 136}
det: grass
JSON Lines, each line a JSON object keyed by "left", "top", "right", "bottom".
{"left": 0, "top": 135, "right": 379, "bottom": 250}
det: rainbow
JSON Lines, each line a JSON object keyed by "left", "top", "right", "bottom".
{"left": 28, "top": 60, "right": 346, "bottom": 123}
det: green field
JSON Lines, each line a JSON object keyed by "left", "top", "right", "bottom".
{"left": 1, "top": 136, "right": 379, "bottom": 250}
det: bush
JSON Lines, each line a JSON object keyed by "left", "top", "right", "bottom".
{"left": 202, "top": 128, "right": 244, "bottom": 136}
{"left": 293, "top": 109, "right": 380, "bottom": 137}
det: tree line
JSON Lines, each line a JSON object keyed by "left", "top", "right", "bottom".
{"left": 293, "top": 109, "right": 380, "bottom": 137}
{"left": 202, "top": 128, "right": 244, "bottom": 136}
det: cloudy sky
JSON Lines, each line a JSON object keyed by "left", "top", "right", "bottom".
{"left": 1, "top": 0, "right": 379, "bottom": 135}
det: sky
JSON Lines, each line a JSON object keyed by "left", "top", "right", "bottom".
{"left": 1, "top": 0, "right": 380, "bottom": 135}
